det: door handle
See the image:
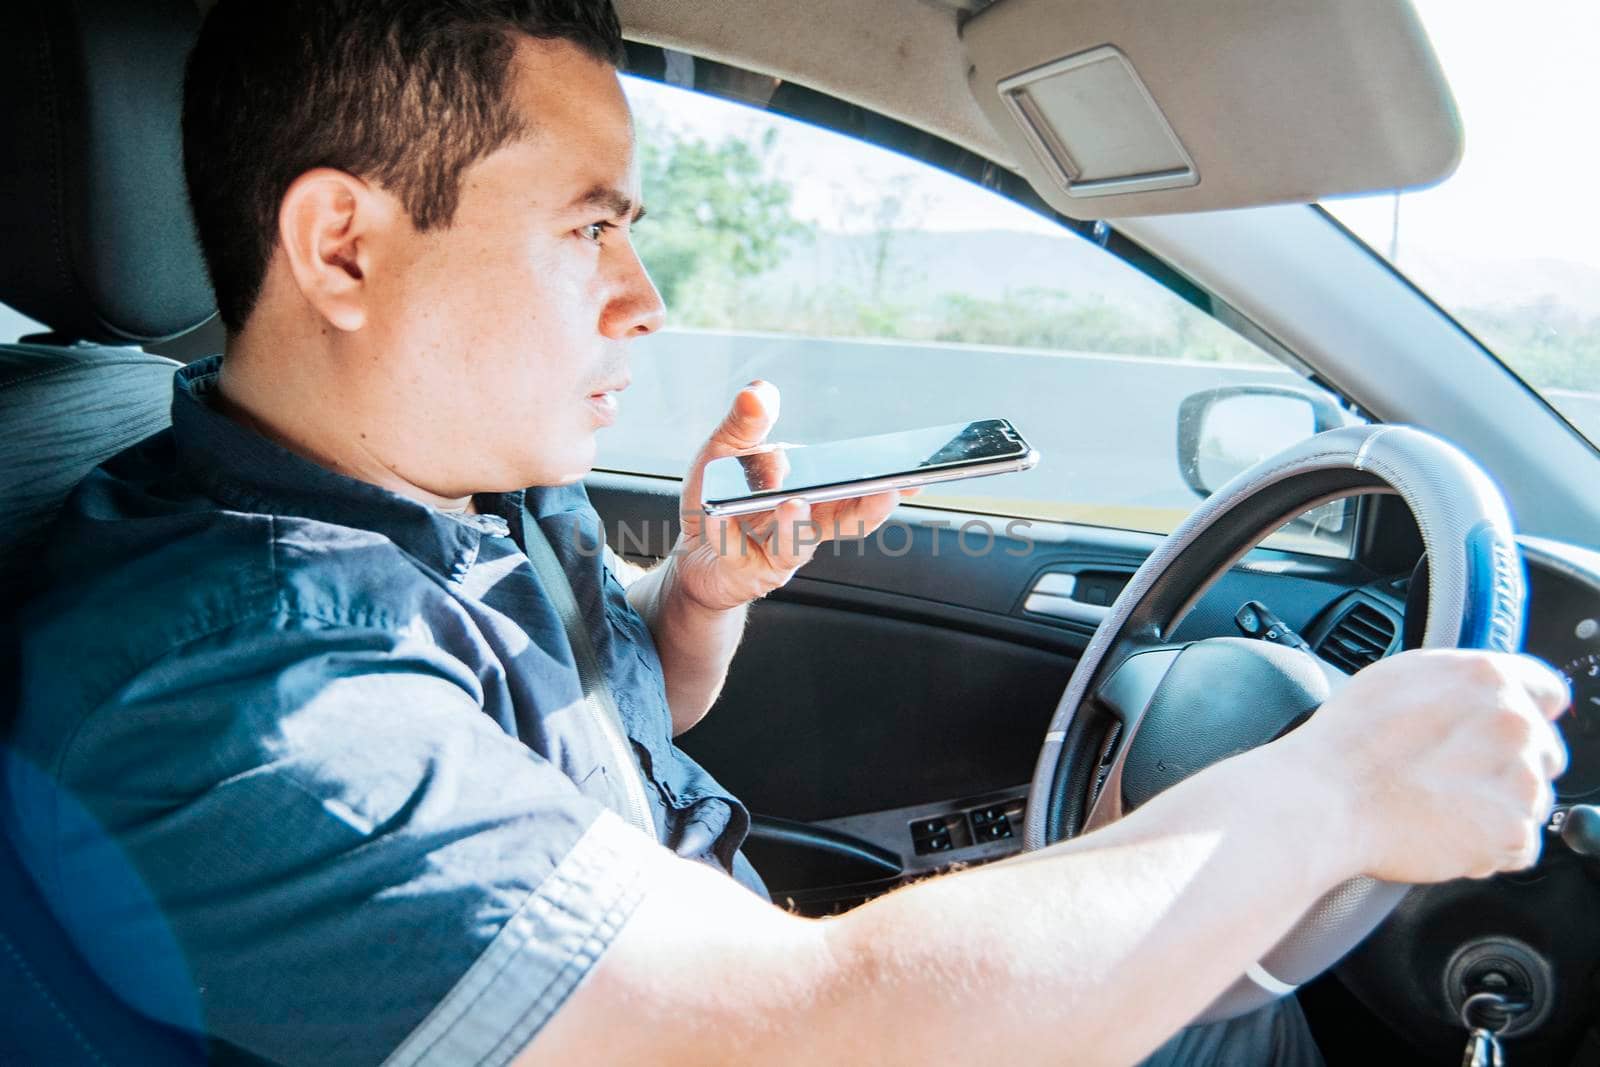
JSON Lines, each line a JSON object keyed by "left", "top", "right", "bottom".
{"left": 1023, "top": 571, "right": 1111, "bottom": 625}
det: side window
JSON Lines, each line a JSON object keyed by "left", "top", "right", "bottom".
{"left": 605, "top": 68, "right": 1360, "bottom": 557}
{"left": 0, "top": 303, "right": 43, "bottom": 343}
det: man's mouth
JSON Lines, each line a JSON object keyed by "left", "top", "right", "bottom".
{"left": 586, "top": 379, "right": 630, "bottom": 425}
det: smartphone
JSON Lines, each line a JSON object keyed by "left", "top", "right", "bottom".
{"left": 700, "top": 418, "right": 1040, "bottom": 517}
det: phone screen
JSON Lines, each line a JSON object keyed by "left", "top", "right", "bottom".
{"left": 702, "top": 419, "right": 1028, "bottom": 506}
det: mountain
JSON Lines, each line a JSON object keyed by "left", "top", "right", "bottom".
{"left": 1397, "top": 250, "right": 1600, "bottom": 318}
{"left": 758, "top": 228, "right": 1161, "bottom": 305}
{"left": 760, "top": 227, "right": 1600, "bottom": 323}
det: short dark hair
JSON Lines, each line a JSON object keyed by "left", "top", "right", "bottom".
{"left": 182, "top": 0, "right": 624, "bottom": 331}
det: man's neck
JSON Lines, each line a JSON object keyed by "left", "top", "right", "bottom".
{"left": 212, "top": 334, "right": 478, "bottom": 515}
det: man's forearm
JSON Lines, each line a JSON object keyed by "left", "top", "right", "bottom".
{"left": 533, "top": 649, "right": 1566, "bottom": 1067}
{"left": 534, "top": 735, "right": 1362, "bottom": 1066}
{"left": 815, "top": 738, "right": 1356, "bottom": 1065}
{"left": 625, "top": 554, "right": 747, "bottom": 735}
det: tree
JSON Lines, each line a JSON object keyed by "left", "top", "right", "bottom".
{"left": 1457, "top": 301, "right": 1600, "bottom": 393}
{"left": 833, "top": 174, "right": 928, "bottom": 304}
{"left": 633, "top": 125, "right": 811, "bottom": 312}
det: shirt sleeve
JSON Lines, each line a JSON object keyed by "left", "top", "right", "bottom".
{"left": 9, "top": 610, "right": 656, "bottom": 1067}
{"left": 602, "top": 542, "right": 651, "bottom": 590}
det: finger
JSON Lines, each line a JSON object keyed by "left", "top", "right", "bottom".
{"left": 701, "top": 509, "right": 741, "bottom": 561}
{"left": 736, "top": 446, "right": 790, "bottom": 492}
{"left": 679, "top": 382, "right": 781, "bottom": 523}
{"left": 1506, "top": 812, "right": 1545, "bottom": 871}
{"left": 1497, "top": 677, "right": 1568, "bottom": 784}
{"left": 1535, "top": 715, "right": 1570, "bottom": 781}
{"left": 711, "top": 381, "right": 780, "bottom": 454}
{"left": 739, "top": 501, "right": 785, "bottom": 548}
{"left": 1508, "top": 654, "right": 1572, "bottom": 721}
{"left": 1534, "top": 776, "right": 1557, "bottom": 826}
{"left": 814, "top": 487, "right": 910, "bottom": 526}
{"left": 854, "top": 490, "right": 905, "bottom": 531}
{"left": 816, "top": 490, "right": 902, "bottom": 540}
{"left": 765, "top": 498, "right": 820, "bottom": 570}
{"left": 1493, "top": 666, "right": 1570, "bottom": 783}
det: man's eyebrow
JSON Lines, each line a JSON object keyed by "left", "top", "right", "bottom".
{"left": 570, "top": 184, "right": 646, "bottom": 223}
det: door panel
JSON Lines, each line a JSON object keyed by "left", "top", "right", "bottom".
{"left": 680, "top": 595, "right": 1071, "bottom": 822}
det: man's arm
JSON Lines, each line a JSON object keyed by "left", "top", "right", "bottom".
{"left": 10, "top": 611, "right": 664, "bottom": 1067}
{"left": 623, "top": 382, "right": 904, "bottom": 735}
{"left": 624, "top": 553, "right": 748, "bottom": 735}
{"left": 622, "top": 491, "right": 901, "bottom": 736}
{"left": 526, "top": 649, "right": 1570, "bottom": 1067}
{"left": 533, "top": 739, "right": 1349, "bottom": 1067}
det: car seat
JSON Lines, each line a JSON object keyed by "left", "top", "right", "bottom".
{"left": 1, "top": 1, "right": 218, "bottom": 1062}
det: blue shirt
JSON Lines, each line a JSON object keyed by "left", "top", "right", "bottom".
{"left": 5, "top": 354, "right": 764, "bottom": 1065}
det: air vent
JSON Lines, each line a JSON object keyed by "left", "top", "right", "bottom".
{"left": 1317, "top": 602, "right": 1397, "bottom": 673}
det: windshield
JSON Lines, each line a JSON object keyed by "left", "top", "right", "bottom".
{"left": 1322, "top": 0, "right": 1600, "bottom": 449}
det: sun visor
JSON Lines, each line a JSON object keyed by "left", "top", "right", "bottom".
{"left": 962, "top": 0, "right": 1462, "bottom": 218}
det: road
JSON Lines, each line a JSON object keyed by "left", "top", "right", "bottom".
{"left": 600, "top": 329, "right": 1310, "bottom": 528}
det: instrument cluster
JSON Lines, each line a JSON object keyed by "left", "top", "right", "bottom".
{"left": 1517, "top": 558, "right": 1600, "bottom": 800}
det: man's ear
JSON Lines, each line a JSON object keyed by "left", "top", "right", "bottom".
{"left": 276, "top": 168, "right": 397, "bottom": 332}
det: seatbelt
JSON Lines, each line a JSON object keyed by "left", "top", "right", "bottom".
{"left": 520, "top": 514, "right": 658, "bottom": 841}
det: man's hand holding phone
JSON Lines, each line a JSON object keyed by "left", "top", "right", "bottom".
{"left": 670, "top": 381, "right": 910, "bottom": 612}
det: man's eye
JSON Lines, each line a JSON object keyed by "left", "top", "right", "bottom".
{"left": 579, "top": 221, "right": 615, "bottom": 243}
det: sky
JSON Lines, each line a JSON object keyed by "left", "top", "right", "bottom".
{"left": 625, "top": 0, "right": 1600, "bottom": 275}
{"left": 1324, "top": 0, "right": 1600, "bottom": 271}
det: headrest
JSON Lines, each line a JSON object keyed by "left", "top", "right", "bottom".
{"left": 0, "top": 1, "right": 215, "bottom": 345}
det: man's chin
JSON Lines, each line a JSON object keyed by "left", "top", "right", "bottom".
{"left": 531, "top": 439, "right": 598, "bottom": 488}
{"left": 542, "top": 467, "right": 591, "bottom": 488}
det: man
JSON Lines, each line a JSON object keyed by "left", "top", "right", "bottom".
{"left": 2, "top": 1, "right": 1568, "bottom": 1065}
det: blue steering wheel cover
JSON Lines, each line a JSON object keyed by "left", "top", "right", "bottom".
{"left": 1457, "top": 519, "right": 1526, "bottom": 653}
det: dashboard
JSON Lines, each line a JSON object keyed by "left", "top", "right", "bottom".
{"left": 1315, "top": 536, "right": 1600, "bottom": 1063}
{"left": 1304, "top": 538, "right": 1600, "bottom": 803}
{"left": 1401, "top": 539, "right": 1600, "bottom": 802}
{"left": 1515, "top": 543, "right": 1600, "bottom": 802}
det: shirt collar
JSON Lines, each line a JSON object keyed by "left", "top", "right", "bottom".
{"left": 171, "top": 354, "right": 515, "bottom": 577}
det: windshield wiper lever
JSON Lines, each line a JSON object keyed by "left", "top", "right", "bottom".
{"left": 1234, "top": 600, "right": 1315, "bottom": 654}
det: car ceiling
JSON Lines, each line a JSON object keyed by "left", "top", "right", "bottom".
{"left": 618, "top": 0, "right": 1015, "bottom": 163}
{"left": 618, "top": 0, "right": 1459, "bottom": 220}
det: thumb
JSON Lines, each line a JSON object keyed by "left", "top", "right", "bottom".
{"left": 710, "top": 380, "right": 780, "bottom": 452}
{"left": 681, "top": 381, "right": 782, "bottom": 530}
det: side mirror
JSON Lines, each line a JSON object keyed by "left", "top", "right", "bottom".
{"left": 1177, "top": 385, "right": 1349, "bottom": 498}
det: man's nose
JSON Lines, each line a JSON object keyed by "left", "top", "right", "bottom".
{"left": 601, "top": 244, "right": 666, "bottom": 339}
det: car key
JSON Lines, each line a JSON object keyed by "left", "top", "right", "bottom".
{"left": 1459, "top": 991, "right": 1523, "bottom": 1067}
{"left": 1461, "top": 1026, "right": 1503, "bottom": 1067}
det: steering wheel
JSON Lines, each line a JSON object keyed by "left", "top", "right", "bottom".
{"left": 1022, "top": 424, "right": 1526, "bottom": 1024}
